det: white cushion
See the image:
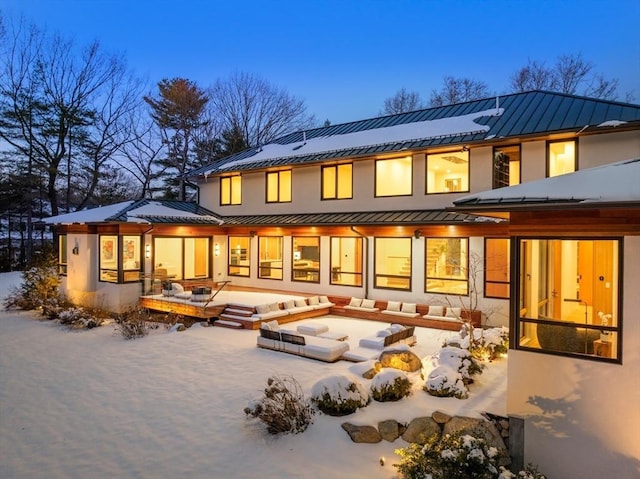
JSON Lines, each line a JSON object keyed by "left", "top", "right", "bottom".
{"left": 389, "top": 324, "right": 404, "bottom": 333}
{"left": 349, "top": 297, "right": 362, "bottom": 307}
{"left": 308, "top": 296, "right": 320, "bottom": 306}
{"left": 401, "top": 302, "right": 416, "bottom": 314}
{"left": 283, "top": 300, "right": 296, "bottom": 310}
{"left": 266, "top": 320, "right": 280, "bottom": 330}
{"left": 376, "top": 329, "right": 392, "bottom": 337}
{"left": 446, "top": 307, "right": 462, "bottom": 318}
{"left": 171, "top": 283, "right": 184, "bottom": 293}
{"left": 256, "top": 304, "right": 270, "bottom": 314}
{"left": 386, "top": 301, "right": 401, "bottom": 312}
{"left": 269, "top": 303, "right": 281, "bottom": 312}
{"left": 319, "top": 295, "right": 330, "bottom": 304}
{"left": 294, "top": 299, "right": 307, "bottom": 307}
{"left": 428, "top": 305, "right": 444, "bottom": 317}
{"left": 361, "top": 298, "right": 376, "bottom": 309}
{"left": 260, "top": 322, "right": 271, "bottom": 330}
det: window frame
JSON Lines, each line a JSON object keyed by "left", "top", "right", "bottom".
{"left": 492, "top": 145, "right": 521, "bottom": 189}
{"left": 228, "top": 236, "right": 251, "bottom": 277}
{"left": 546, "top": 139, "right": 577, "bottom": 178}
{"left": 329, "top": 236, "right": 363, "bottom": 287}
{"left": 374, "top": 236, "right": 412, "bottom": 291}
{"left": 292, "top": 236, "right": 320, "bottom": 283}
{"left": 513, "top": 236, "right": 622, "bottom": 363}
{"left": 321, "top": 163, "right": 353, "bottom": 200}
{"left": 484, "top": 237, "right": 510, "bottom": 299}
{"left": 58, "top": 234, "right": 67, "bottom": 275}
{"left": 258, "top": 236, "right": 284, "bottom": 280}
{"left": 425, "top": 150, "right": 470, "bottom": 195}
{"left": 375, "top": 156, "right": 413, "bottom": 197}
{"left": 424, "top": 237, "right": 469, "bottom": 295}
{"left": 99, "top": 234, "right": 120, "bottom": 283}
{"left": 266, "top": 170, "right": 292, "bottom": 203}
{"left": 220, "top": 174, "right": 242, "bottom": 205}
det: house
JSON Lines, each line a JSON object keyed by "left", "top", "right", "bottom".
{"left": 451, "top": 158, "right": 640, "bottom": 479}
{"left": 46, "top": 90, "right": 639, "bottom": 327}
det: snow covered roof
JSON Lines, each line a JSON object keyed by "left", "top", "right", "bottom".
{"left": 44, "top": 200, "right": 224, "bottom": 225}
{"left": 188, "top": 91, "right": 640, "bottom": 177}
{"left": 454, "top": 158, "right": 640, "bottom": 209}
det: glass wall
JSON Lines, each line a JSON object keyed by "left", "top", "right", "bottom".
{"left": 374, "top": 237, "right": 411, "bottom": 290}
{"left": 228, "top": 236, "right": 250, "bottom": 277}
{"left": 292, "top": 236, "right": 320, "bottom": 282}
{"left": 330, "top": 237, "right": 363, "bottom": 286}
{"left": 425, "top": 238, "right": 469, "bottom": 294}
{"left": 258, "top": 236, "right": 283, "bottom": 279}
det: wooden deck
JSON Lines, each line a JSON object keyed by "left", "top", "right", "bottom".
{"left": 139, "top": 295, "right": 226, "bottom": 319}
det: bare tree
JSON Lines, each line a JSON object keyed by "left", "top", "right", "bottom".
{"left": 209, "top": 71, "right": 316, "bottom": 147}
{"left": 429, "top": 76, "right": 490, "bottom": 107}
{"left": 509, "top": 59, "right": 558, "bottom": 92}
{"left": 380, "top": 87, "right": 424, "bottom": 115}
{"left": 144, "top": 77, "right": 208, "bottom": 200}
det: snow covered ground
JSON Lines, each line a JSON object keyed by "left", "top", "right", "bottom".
{"left": 0, "top": 272, "right": 506, "bottom": 479}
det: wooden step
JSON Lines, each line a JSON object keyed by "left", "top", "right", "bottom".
{"left": 220, "top": 313, "right": 255, "bottom": 322}
{"left": 223, "top": 307, "right": 254, "bottom": 317}
{"left": 214, "top": 319, "right": 244, "bottom": 329}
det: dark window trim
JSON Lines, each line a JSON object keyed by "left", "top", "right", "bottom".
{"left": 329, "top": 236, "right": 363, "bottom": 287}
{"left": 265, "top": 170, "right": 292, "bottom": 203}
{"left": 545, "top": 138, "right": 578, "bottom": 178}
{"left": 425, "top": 150, "right": 470, "bottom": 195}
{"left": 424, "top": 236, "right": 469, "bottom": 296}
{"left": 374, "top": 156, "right": 413, "bottom": 198}
{"left": 258, "top": 235, "right": 284, "bottom": 280}
{"left": 321, "top": 163, "right": 353, "bottom": 200}
{"left": 227, "top": 235, "right": 251, "bottom": 277}
{"left": 373, "top": 236, "right": 412, "bottom": 291}
{"left": 220, "top": 174, "right": 242, "bottom": 206}
{"left": 291, "top": 236, "right": 321, "bottom": 283}
{"left": 492, "top": 144, "right": 521, "bottom": 189}
{"left": 484, "top": 237, "right": 511, "bottom": 299}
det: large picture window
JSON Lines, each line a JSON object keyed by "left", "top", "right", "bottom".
{"left": 375, "top": 156, "right": 412, "bottom": 197}
{"left": 426, "top": 151, "right": 469, "bottom": 194}
{"left": 374, "top": 237, "right": 411, "bottom": 290}
{"left": 154, "top": 237, "right": 210, "bottom": 281}
{"left": 330, "top": 237, "right": 363, "bottom": 286}
{"left": 229, "top": 236, "right": 250, "bottom": 277}
{"left": 258, "top": 236, "right": 283, "bottom": 280}
{"left": 292, "top": 237, "right": 320, "bottom": 282}
{"left": 322, "top": 164, "right": 352, "bottom": 199}
{"left": 100, "top": 235, "right": 119, "bottom": 283}
{"left": 266, "top": 170, "right": 292, "bottom": 203}
{"left": 493, "top": 145, "right": 521, "bottom": 188}
{"left": 485, "top": 238, "right": 510, "bottom": 298}
{"left": 516, "top": 238, "right": 620, "bottom": 361}
{"left": 425, "top": 238, "right": 469, "bottom": 295}
{"left": 220, "top": 175, "right": 242, "bottom": 205}
{"left": 547, "top": 140, "right": 576, "bottom": 177}
{"left": 122, "top": 235, "right": 142, "bottom": 282}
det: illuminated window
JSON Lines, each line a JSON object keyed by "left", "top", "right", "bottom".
{"left": 322, "top": 164, "right": 352, "bottom": 199}
{"left": 547, "top": 140, "right": 576, "bottom": 177}
{"left": 425, "top": 238, "right": 469, "bottom": 295}
{"left": 154, "top": 237, "right": 210, "bottom": 281}
{"left": 58, "top": 235, "right": 67, "bottom": 275}
{"left": 258, "top": 236, "right": 283, "bottom": 280}
{"left": 374, "top": 237, "right": 411, "bottom": 290}
{"left": 426, "top": 151, "right": 469, "bottom": 194}
{"left": 122, "top": 236, "right": 141, "bottom": 282}
{"left": 375, "top": 156, "right": 412, "bottom": 197}
{"left": 330, "top": 237, "right": 363, "bottom": 286}
{"left": 292, "top": 237, "right": 320, "bottom": 282}
{"left": 220, "top": 175, "right": 241, "bottom": 205}
{"left": 99, "top": 235, "right": 119, "bottom": 283}
{"left": 266, "top": 170, "right": 291, "bottom": 202}
{"left": 493, "top": 145, "right": 521, "bottom": 188}
{"left": 228, "top": 236, "right": 250, "bottom": 277}
{"left": 485, "top": 238, "right": 510, "bottom": 299}
{"left": 516, "top": 238, "right": 620, "bottom": 361}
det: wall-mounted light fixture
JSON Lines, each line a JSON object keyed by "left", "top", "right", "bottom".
{"left": 249, "top": 230, "right": 257, "bottom": 238}
{"left": 72, "top": 240, "right": 80, "bottom": 255}
{"left": 414, "top": 230, "right": 422, "bottom": 239}
{"left": 145, "top": 243, "right": 151, "bottom": 259}
{"left": 214, "top": 243, "right": 220, "bottom": 257}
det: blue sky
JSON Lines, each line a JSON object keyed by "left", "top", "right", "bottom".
{"left": 3, "top": 0, "right": 639, "bottom": 125}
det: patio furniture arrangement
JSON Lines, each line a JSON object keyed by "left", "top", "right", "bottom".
{"left": 257, "top": 321, "right": 349, "bottom": 362}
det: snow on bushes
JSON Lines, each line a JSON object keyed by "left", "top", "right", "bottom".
{"left": 445, "top": 327, "right": 509, "bottom": 361}
{"left": 58, "top": 307, "right": 105, "bottom": 329}
{"left": 370, "top": 369, "right": 412, "bottom": 402}
{"left": 423, "top": 346, "right": 483, "bottom": 399}
{"left": 244, "top": 375, "right": 315, "bottom": 435}
{"left": 311, "top": 374, "right": 370, "bottom": 416}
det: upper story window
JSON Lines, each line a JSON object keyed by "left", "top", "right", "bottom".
{"left": 330, "top": 236, "right": 363, "bottom": 287}
{"left": 375, "top": 156, "right": 412, "bottom": 197}
{"left": 292, "top": 236, "right": 320, "bottom": 282}
{"left": 374, "top": 237, "right": 412, "bottom": 290}
{"left": 322, "top": 164, "right": 352, "bottom": 199}
{"left": 493, "top": 145, "right": 521, "bottom": 188}
{"left": 547, "top": 140, "right": 576, "bottom": 177}
{"left": 516, "top": 238, "right": 620, "bottom": 362}
{"left": 228, "top": 236, "right": 250, "bottom": 277}
{"left": 220, "top": 175, "right": 241, "bottom": 205}
{"left": 58, "top": 234, "right": 67, "bottom": 275}
{"left": 485, "top": 238, "right": 510, "bottom": 299}
{"left": 425, "top": 237, "right": 469, "bottom": 295}
{"left": 266, "top": 170, "right": 292, "bottom": 203}
{"left": 426, "top": 151, "right": 469, "bottom": 194}
{"left": 258, "top": 236, "right": 283, "bottom": 280}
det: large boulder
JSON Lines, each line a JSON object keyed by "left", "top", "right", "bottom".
{"left": 442, "top": 416, "right": 510, "bottom": 465}
{"left": 378, "top": 349, "right": 422, "bottom": 372}
{"left": 378, "top": 419, "right": 401, "bottom": 442}
{"left": 341, "top": 422, "right": 382, "bottom": 443}
{"left": 401, "top": 416, "right": 441, "bottom": 444}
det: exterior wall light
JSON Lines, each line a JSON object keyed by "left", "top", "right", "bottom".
{"left": 145, "top": 243, "right": 151, "bottom": 259}
{"left": 214, "top": 243, "right": 220, "bottom": 256}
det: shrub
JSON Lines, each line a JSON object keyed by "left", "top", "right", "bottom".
{"left": 446, "top": 327, "right": 509, "bottom": 361}
{"left": 438, "top": 346, "right": 483, "bottom": 383}
{"left": 498, "top": 463, "right": 546, "bottom": 479}
{"left": 395, "top": 433, "right": 503, "bottom": 479}
{"left": 58, "top": 306, "right": 105, "bottom": 329}
{"left": 424, "top": 366, "right": 469, "bottom": 399}
{"left": 244, "top": 375, "right": 315, "bottom": 434}
{"left": 371, "top": 369, "right": 412, "bottom": 402}
{"left": 3, "top": 253, "right": 60, "bottom": 312}
{"left": 113, "top": 307, "right": 152, "bottom": 339}
{"left": 311, "top": 374, "right": 370, "bottom": 416}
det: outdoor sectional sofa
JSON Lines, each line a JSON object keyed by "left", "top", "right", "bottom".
{"left": 358, "top": 324, "right": 417, "bottom": 349}
{"left": 256, "top": 321, "right": 349, "bottom": 362}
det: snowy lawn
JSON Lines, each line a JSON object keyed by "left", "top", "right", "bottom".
{"left": 0, "top": 272, "right": 506, "bottom": 479}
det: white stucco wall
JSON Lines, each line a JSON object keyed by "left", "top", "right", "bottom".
{"left": 506, "top": 235, "right": 640, "bottom": 479}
